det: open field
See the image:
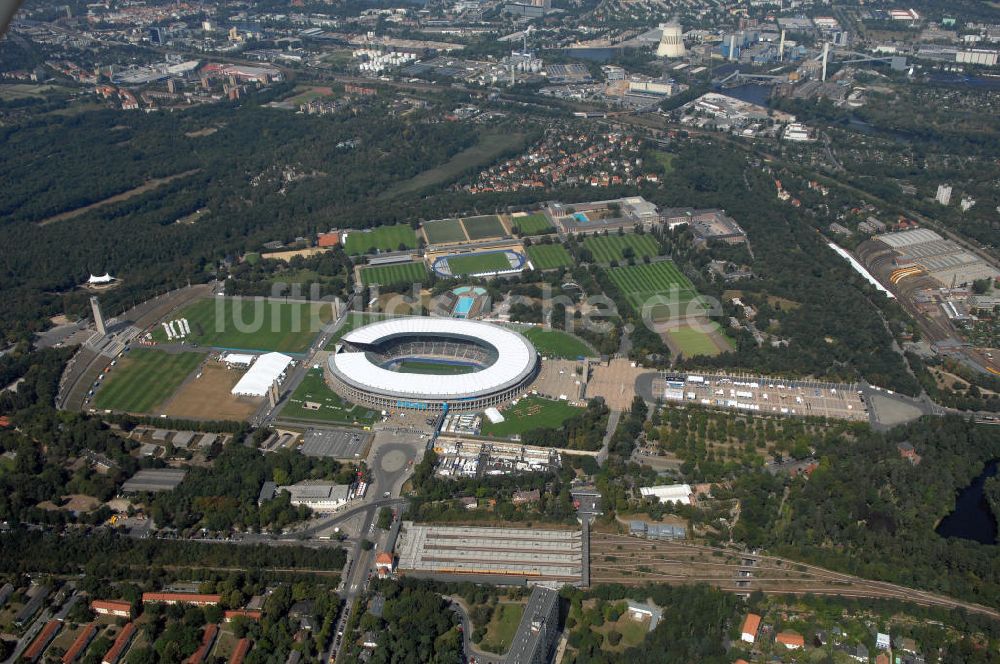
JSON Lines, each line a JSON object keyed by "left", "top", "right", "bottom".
{"left": 526, "top": 244, "right": 573, "bottom": 270}
{"left": 345, "top": 225, "right": 418, "bottom": 255}
{"left": 397, "top": 359, "right": 476, "bottom": 375}
{"left": 607, "top": 261, "right": 705, "bottom": 320}
{"left": 480, "top": 602, "right": 524, "bottom": 655}
{"left": 423, "top": 218, "right": 467, "bottom": 244}
{"left": 0, "top": 83, "right": 70, "bottom": 100}
{"left": 652, "top": 150, "right": 676, "bottom": 174}
{"left": 151, "top": 298, "right": 332, "bottom": 353}
{"left": 584, "top": 234, "right": 660, "bottom": 263}
{"left": 359, "top": 261, "right": 427, "bottom": 286}
{"left": 284, "top": 85, "right": 335, "bottom": 105}
{"left": 381, "top": 132, "right": 529, "bottom": 199}
{"left": 280, "top": 369, "right": 380, "bottom": 426}
{"left": 512, "top": 213, "right": 553, "bottom": 235}
{"left": 446, "top": 252, "right": 511, "bottom": 276}
{"left": 480, "top": 396, "right": 583, "bottom": 438}
{"left": 523, "top": 328, "right": 594, "bottom": 359}
{"left": 665, "top": 323, "right": 731, "bottom": 358}
{"left": 161, "top": 360, "right": 260, "bottom": 421}
{"left": 462, "top": 215, "right": 507, "bottom": 240}
{"left": 94, "top": 350, "right": 203, "bottom": 414}
{"left": 37, "top": 169, "right": 201, "bottom": 226}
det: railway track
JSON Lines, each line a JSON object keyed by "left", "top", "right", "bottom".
{"left": 589, "top": 534, "right": 1000, "bottom": 620}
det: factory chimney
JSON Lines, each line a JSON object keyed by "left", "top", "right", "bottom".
{"left": 821, "top": 42, "right": 829, "bottom": 81}
{"left": 778, "top": 29, "right": 785, "bottom": 61}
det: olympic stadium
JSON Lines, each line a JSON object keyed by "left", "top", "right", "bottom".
{"left": 326, "top": 318, "right": 539, "bottom": 412}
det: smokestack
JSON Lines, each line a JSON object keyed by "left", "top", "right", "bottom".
{"left": 821, "top": 42, "right": 829, "bottom": 81}
{"left": 729, "top": 34, "right": 737, "bottom": 62}
{"left": 779, "top": 29, "right": 785, "bottom": 61}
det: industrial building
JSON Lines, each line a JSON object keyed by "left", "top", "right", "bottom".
{"left": 505, "top": 586, "right": 561, "bottom": 664}
{"left": 327, "top": 318, "right": 538, "bottom": 412}
{"left": 629, "top": 520, "right": 687, "bottom": 540}
{"left": 655, "top": 23, "right": 686, "bottom": 58}
{"left": 395, "top": 522, "right": 583, "bottom": 584}
{"left": 275, "top": 482, "right": 351, "bottom": 511}
{"left": 120, "top": 468, "right": 186, "bottom": 493}
{"left": 874, "top": 228, "right": 1000, "bottom": 287}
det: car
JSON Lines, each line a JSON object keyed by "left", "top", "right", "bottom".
{"left": 383, "top": 491, "right": 390, "bottom": 498}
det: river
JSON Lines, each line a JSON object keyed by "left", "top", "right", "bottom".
{"left": 936, "top": 459, "right": 999, "bottom": 545}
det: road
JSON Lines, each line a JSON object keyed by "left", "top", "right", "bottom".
{"left": 446, "top": 595, "right": 505, "bottom": 664}
{"left": 596, "top": 409, "right": 621, "bottom": 466}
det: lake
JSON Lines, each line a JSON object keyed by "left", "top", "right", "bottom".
{"left": 935, "top": 459, "right": 999, "bottom": 545}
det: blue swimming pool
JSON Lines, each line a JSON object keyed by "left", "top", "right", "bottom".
{"left": 573, "top": 212, "right": 589, "bottom": 224}
{"left": 454, "top": 296, "right": 474, "bottom": 316}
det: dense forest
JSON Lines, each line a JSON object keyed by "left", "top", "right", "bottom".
{"left": 720, "top": 416, "right": 1000, "bottom": 608}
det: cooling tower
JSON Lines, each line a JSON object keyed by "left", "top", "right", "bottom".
{"left": 656, "top": 23, "right": 686, "bottom": 58}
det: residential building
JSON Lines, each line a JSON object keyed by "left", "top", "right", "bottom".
{"left": 741, "top": 613, "right": 762, "bottom": 643}
{"left": 505, "top": 587, "right": 560, "bottom": 664}
{"left": 776, "top": 631, "right": 805, "bottom": 649}
{"left": 91, "top": 599, "right": 134, "bottom": 619}
{"left": 24, "top": 620, "right": 62, "bottom": 662}
{"left": 102, "top": 622, "right": 136, "bottom": 664}
{"left": 936, "top": 184, "right": 952, "bottom": 206}
{"left": 62, "top": 624, "right": 98, "bottom": 664}
{"left": 142, "top": 593, "right": 221, "bottom": 606}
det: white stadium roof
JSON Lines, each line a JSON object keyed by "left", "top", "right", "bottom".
{"left": 231, "top": 352, "right": 293, "bottom": 397}
{"left": 329, "top": 318, "right": 537, "bottom": 400}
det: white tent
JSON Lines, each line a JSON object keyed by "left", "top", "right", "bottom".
{"left": 231, "top": 352, "right": 293, "bottom": 397}
{"left": 88, "top": 273, "right": 115, "bottom": 284}
{"left": 639, "top": 484, "right": 693, "bottom": 505}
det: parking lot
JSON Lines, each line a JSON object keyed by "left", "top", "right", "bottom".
{"left": 300, "top": 428, "right": 374, "bottom": 459}
{"left": 646, "top": 373, "right": 868, "bottom": 421}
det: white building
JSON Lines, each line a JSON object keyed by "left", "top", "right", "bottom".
{"left": 936, "top": 184, "right": 953, "bottom": 206}
{"left": 231, "top": 352, "right": 292, "bottom": 397}
{"left": 639, "top": 483, "right": 693, "bottom": 505}
{"left": 277, "top": 483, "right": 351, "bottom": 511}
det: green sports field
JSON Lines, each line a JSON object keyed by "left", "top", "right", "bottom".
{"left": 279, "top": 369, "right": 380, "bottom": 426}
{"left": 446, "top": 252, "right": 511, "bottom": 276}
{"left": 523, "top": 328, "right": 594, "bottom": 359}
{"left": 512, "top": 213, "right": 553, "bottom": 235}
{"left": 94, "top": 349, "right": 202, "bottom": 414}
{"left": 583, "top": 234, "right": 660, "bottom": 263}
{"left": 344, "top": 225, "right": 418, "bottom": 255}
{"left": 462, "top": 215, "right": 507, "bottom": 240}
{"left": 396, "top": 359, "right": 476, "bottom": 375}
{"left": 423, "top": 218, "right": 467, "bottom": 244}
{"left": 151, "top": 298, "right": 332, "bottom": 352}
{"left": 526, "top": 244, "right": 573, "bottom": 270}
{"left": 666, "top": 324, "right": 727, "bottom": 357}
{"left": 607, "top": 261, "right": 706, "bottom": 320}
{"left": 480, "top": 396, "right": 583, "bottom": 438}
{"left": 359, "top": 261, "right": 427, "bottom": 286}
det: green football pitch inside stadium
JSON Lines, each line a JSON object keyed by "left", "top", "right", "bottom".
{"left": 446, "top": 252, "right": 511, "bottom": 275}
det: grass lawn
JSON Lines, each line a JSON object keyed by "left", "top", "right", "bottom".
{"left": 396, "top": 360, "right": 476, "bottom": 375}
{"left": 279, "top": 369, "right": 380, "bottom": 425}
{"left": 381, "top": 131, "right": 529, "bottom": 199}
{"left": 523, "top": 328, "right": 594, "bottom": 359}
{"left": 666, "top": 324, "right": 730, "bottom": 358}
{"left": 423, "top": 218, "right": 468, "bottom": 244}
{"left": 462, "top": 215, "right": 507, "bottom": 240}
{"left": 344, "top": 225, "right": 418, "bottom": 255}
{"left": 480, "top": 396, "right": 583, "bottom": 438}
{"left": 481, "top": 603, "right": 525, "bottom": 655}
{"left": 526, "top": 244, "right": 573, "bottom": 270}
{"left": 583, "top": 234, "right": 660, "bottom": 263}
{"left": 359, "top": 261, "right": 427, "bottom": 286}
{"left": 512, "top": 213, "right": 554, "bottom": 235}
{"left": 606, "top": 261, "right": 706, "bottom": 319}
{"left": 151, "top": 298, "right": 332, "bottom": 353}
{"left": 652, "top": 151, "right": 676, "bottom": 174}
{"left": 446, "top": 252, "right": 511, "bottom": 276}
{"left": 94, "top": 350, "right": 202, "bottom": 414}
